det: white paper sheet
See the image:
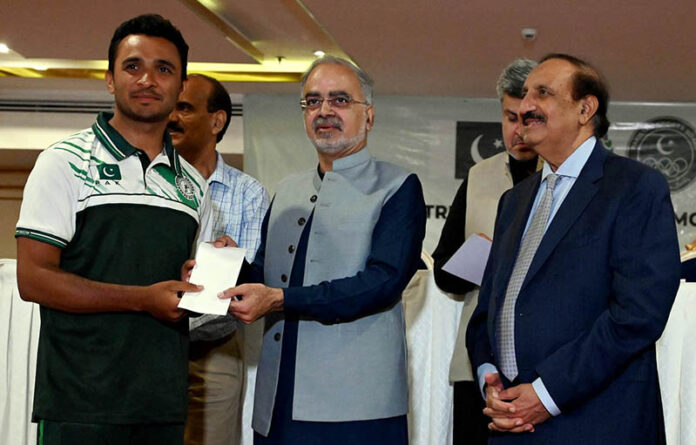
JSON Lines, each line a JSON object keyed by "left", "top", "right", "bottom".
{"left": 441, "top": 234, "right": 492, "bottom": 286}
{"left": 178, "top": 243, "right": 247, "bottom": 315}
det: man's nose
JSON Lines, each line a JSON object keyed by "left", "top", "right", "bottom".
{"left": 519, "top": 95, "right": 534, "bottom": 116}
{"left": 137, "top": 68, "right": 156, "bottom": 88}
{"left": 168, "top": 109, "right": 179, "bottom": 124}
{"left": 318, "top": 99, "right": 335, "bottom": 116}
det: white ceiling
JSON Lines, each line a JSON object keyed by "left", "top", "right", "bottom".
{"left": 0, "top": 0, "right": 694, "bottom": 101}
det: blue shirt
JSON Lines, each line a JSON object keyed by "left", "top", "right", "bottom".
{"left": 207, "top": 153, "right": 269, "bottom": 261}
{"left": 523, "top": 137, "right": 596, "bottom": 236}
{"left": 478, "top": 136, "right": 596, "bottom": 416}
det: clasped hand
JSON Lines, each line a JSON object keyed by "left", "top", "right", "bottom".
{"left": 483, "top": 373, "right": 551, "bottom": 433}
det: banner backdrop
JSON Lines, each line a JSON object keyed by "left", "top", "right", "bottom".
{"left": 244, "top": 94, "right": 696, "bottom": 253}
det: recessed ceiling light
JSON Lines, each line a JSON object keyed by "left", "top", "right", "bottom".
{"left": 33, "top": 65, "right": 48, "bottom": 71}
{"left": 0, "top": 43, "right": 10, "bottom": 54}
{"left": 313, "top": 50, "right": 325, "bottom": 58}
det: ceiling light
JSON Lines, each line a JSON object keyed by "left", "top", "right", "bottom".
{"left": 313, "top": 50, "right": 325, "bottom": 58}
{"left": 0, "top": 43, "right": 10, "bottom": 54}
{"left": 33, "top": 65, "right": 48, "bottom": 71}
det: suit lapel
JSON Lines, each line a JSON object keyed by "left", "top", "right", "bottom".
{"left": 521, "top": 142, "right": 607, "bottom": 291}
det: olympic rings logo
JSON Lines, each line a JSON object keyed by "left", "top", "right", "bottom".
{"left": 642, "top": 156, "right": 690, "bottom": 178}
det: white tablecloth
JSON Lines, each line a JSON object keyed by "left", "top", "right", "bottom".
{"left": 657, "top": 281, "right": 696, "bottom": 445}
{"left": 403, "top": 268, "right": 463, "bottom": 445}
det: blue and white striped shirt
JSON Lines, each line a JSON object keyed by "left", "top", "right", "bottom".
{"left": 206, "top": 153, "right": 269, "bottom": 262}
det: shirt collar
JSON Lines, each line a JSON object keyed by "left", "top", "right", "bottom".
{"left": 541, "top": 136, "right": 596, "bottom": 180}
{"left": 92, "top": 112, "right": 181, "bottom": 175}
{"left": 208, "top": 152, "right": 228, "bottom": 187}
{"left": 331, "top": 148, "right": 371, "bottom": 171}
{"left": 312, "top": 148, "right": 371, "bottom": 191}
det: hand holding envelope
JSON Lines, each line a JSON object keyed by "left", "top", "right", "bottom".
{"left": 178, "top": 242, "right": 247, "bottom": 316}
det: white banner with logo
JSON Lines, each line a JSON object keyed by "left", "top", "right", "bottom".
{"left": 244, "top": 94, "right": 696, "bottom": 253}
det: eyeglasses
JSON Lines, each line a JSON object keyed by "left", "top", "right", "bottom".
{"left": 300, "top": 95, "right": 369, "bottom": 111}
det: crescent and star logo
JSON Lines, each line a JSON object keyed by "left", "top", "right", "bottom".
{"left": 470, "top": 134, "right": 505, "bottom": 164}
{"left": 97, "top": 164, "right": 122, "bottom": 180}
{"left": 627, "top": 117, "right": 696, "bottom": 192}
{"left": 175, "top": 175, "right": 196, "bottom": 200}
{"left": 455, "top": 121, "right": 505, "bottom": 179}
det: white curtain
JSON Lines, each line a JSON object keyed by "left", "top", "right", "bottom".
{"left": 0, "top": 259, "right": 40, "bottom": 445}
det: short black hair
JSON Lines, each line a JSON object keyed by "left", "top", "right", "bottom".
{"left": 539, "top": 53, "right": 610, "bottom": 138}
{"left": 108, "top": 14, "right": 188, "bottom": 81}
{"left": 188, "top": 74, "right": 232, "bottom": 143}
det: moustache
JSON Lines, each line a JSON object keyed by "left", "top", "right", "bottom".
{"left": 167, "top": 122, "right": 184, "bottom": 133}
{"left": 131, "top": 88, "right": 163, "bottom": 100}
{"left": 313, "top": 117, "right": 343, "bottom": 131}
{"left": 511, "top": 136, "right": 525, "bottom": 147}
{"left": 522, "top": 111, "right": 545, "bottom": 125}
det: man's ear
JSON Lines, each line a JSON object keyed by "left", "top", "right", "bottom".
{"left": 579, "top": 95, "right": 598, "bottom": 126}
{"left": 105, "top": 70, "right": 115, "bottom": 94}
{"left": 211, "top": 110, "right": 227, "bottom": 136}
{"left": 366, "top": 106, "right": 375, "bottom": 131}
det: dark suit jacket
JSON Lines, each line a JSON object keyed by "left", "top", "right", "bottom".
{"left": 466, "top": 142, "right": 680, "bottom": 444}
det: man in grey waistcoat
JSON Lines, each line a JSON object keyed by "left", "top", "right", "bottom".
{"left": 218, "top": 56, "right": 426, "bottom": 444}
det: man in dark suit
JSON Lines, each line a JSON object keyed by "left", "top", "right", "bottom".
{"left": 466, "top": 53, "right": 680, "bottom": 443}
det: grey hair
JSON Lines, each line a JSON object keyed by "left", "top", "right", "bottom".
{"left": 496, "top": 59, "right": 537, "bottom": 101}
{"left": 300, "top": 56, "right": 374, "bottom": 105}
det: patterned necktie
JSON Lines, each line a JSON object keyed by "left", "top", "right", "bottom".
{"left": 498, "top": 173, "right": 559, "bottom": 381}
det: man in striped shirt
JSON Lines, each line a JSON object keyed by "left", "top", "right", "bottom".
{"left": 169, "top": 74, "right": 269, "bottom": 445}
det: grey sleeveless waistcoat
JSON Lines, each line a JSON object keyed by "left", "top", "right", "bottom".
{"left": 252, "top": 149, "right": 411, "bottom": 435}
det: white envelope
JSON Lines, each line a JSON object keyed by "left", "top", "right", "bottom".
{"left": 178, "top": 243, "right": 247, "bottom": 315}
{"left": 441, "top": 234, "right": 492, "bottom": 286}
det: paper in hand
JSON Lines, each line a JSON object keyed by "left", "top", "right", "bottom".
{"left": 441, "top": 234, "right": 492, "bottom": 286}
{"left": 178, "top": 242, "right": 247, "bottom": 315}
